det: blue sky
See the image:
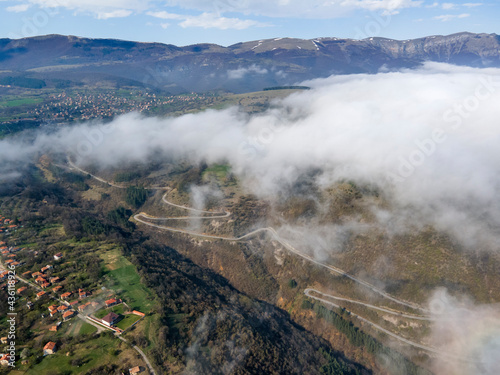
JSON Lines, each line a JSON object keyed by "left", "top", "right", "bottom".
{"left": 0, "top": 0, "right": 497, "bottom": 46}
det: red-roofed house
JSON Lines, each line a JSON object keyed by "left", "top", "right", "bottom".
{"left": 43, "top": 341, "right": 57, "bottom": 356}
{"left": 129, "top": 366, "right": 143, "bottom": 375}
{"left": 53, "top": 252, "right": 63, "bottom": 261}
{"left": 36, "top": 291, "right": 46, "bottom": 299}
{"left": 78, "top": 302, "right": 91, "bottom": 312}
{"left": 61, "top": 292, "right": 72, "bottom": 300}
{"left": 62, "top": 310, "right": 76, "bottom": 321}
{"left": 49, "top": 325, "right": 59, "bottom": 332}
{"left": 17, "top": 286, "right": 27, "bottom": 294}
{"left": 0, "top": 354, "right": 10, "bottom": 366}
{"left": 105, "top": 298, "right": 121, "bottom": 307}
{"left": 79, "top": 289, "right": 88, "bottom": 299}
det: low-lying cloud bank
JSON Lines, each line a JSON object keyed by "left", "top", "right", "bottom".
{"left": 428, "top": 289, "right": 500, "bottom": 375}
{"left": 1, "top": 62, "right": 500, "bottom": 373}
{"left": 2, "top": 62, "right": 500, "bottom": 251}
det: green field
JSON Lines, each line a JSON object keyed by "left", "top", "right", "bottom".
{"left": 79, "top": 322, "right": 98, "bottom": 335}
{"left": 115, "top": 314, "right": 141, "bottom": 330}
{"left": 100, "top": 249, "right": 156, "bottom": 312}
{"left": 0, "top": 97, "right": 43, "bottom": 107}
{"left": 25, "top": 335, "right": 121, "bottom": 375}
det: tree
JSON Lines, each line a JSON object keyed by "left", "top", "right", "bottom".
{"left": 125, "top": 186, "right": 147, "bottom": 208}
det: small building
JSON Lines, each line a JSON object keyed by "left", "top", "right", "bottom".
{"left": 49, "top": 276, "right": 61, "bottom": 284}
{"left": 62, "top": 310, "right": 76, "bottom": 321}
{"left": 36, "top": 291, "right": 46, "bottom": 299}
{"left": 43, "top": 341, "right": 57, "bottom": 356}
{"left": 0, "top": 337, "right": 7, "bottom": 344}
{"left": 52, "top": 285, "right": 63, "bottom": 293}
{"left": 57, "top": 305, "right": 68, "bottom": 313}
{"left": 41, "top": 281, "right": 51, "bottom": 289}
{"left": 17, "top": 286, "right": 27, "bottom": 294}
{"left": 49, "top": 322, "right": 61, "bottom": 332}
{"left": 129, "top": 366, "right": 143, "bottom": 375}
{"left": 78, "top": 302, "right": 91, "bottom": 313}
{"left": 35, "top": 276, "right": 47, "bottom": 285}
{"left": 48, "top": 305, "right": 58, "bottom": 313}
{"left": 78, "top": 289, "right": 88, "bottom": 299}
{"left": 132, "top": 310, "right": 145, "bottom": 317}
{"left": 26, "top": 301, "right": 34, "bottom": 309}
{"left": 53, "top": 252, "right": 63, "bottom": 261}
{"left": 105, "top": 298, "right": 121, "bottom": 307}
{"left": 21, "top": 271, "right": 31, "bottom": 278}
{"left": 0, "top": 354, "right": 10, "bottom": 366}
{"left": 101, "top": 312, "right": 120, "bottom": 327}
{"left": 60, "top": 292, "right": 72, "bottom": 300}
{"left": 40, "top": 266, "right": 49, "bottom": 273}
{"left": 31, "top": 271, "right": 43, "bottom": 278}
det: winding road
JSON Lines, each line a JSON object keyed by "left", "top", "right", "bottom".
{"left": 69, "top": 159, "right": 468, "bottom": 359}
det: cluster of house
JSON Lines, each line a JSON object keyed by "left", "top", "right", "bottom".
{"left": 47, "top": 304, "right": 77, "bottom": 324}
{"left": 0, "top": 214, "right": 19, "bottom": 234}
{"left": 0, "top": 243, "right": 23, "bottom": 271}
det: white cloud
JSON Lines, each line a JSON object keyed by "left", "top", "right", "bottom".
{"left": 6, "top": 0, "right": 424, "bottom": 20}
{"left": 15, "top": 0, "right": 148, "bottom": 18}
{"left": 179, "top": 13, "right": 269, "bottom": 30}
{"left": 164, "top": 0, "right": 423, "bottom": 18}
{"left": 227, "top": 64, "right": 268, "bottom": 79}
{"left": 146, "top": 10, "right": 269, "bottom": 30}
{"left": 96, "top": 9, "right": 132, "bottom": 19}
{"left": 434, "top": 12, "right": 470, "bottom": 21}
{"left": 441, "top": 2, "right": 456, "bottom": 9}
{"left": 427, "top": 289, "right": 500, "bottom": 375}
{"left": 463, "top": 2, "right": 482, "bottom": 7}
{"left": 6, "top": 3, "right": 31, "bottom": 12}
{"left": 146, "top": 10, "right": 183, "bottom": 20}
{"left": 3, "top": 64, "right": 500, "bottom": 251}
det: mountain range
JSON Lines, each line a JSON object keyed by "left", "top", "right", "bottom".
{"left": 1, "top": 32, "right": 500, "bottom": 93}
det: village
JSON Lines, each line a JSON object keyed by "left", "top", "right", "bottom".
{"left": 0, "top": 212, "right": 150, "bottom": 375}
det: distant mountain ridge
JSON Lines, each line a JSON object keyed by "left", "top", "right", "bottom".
{"left": 1, "top": 32, "right": 499, "bottom": 93}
